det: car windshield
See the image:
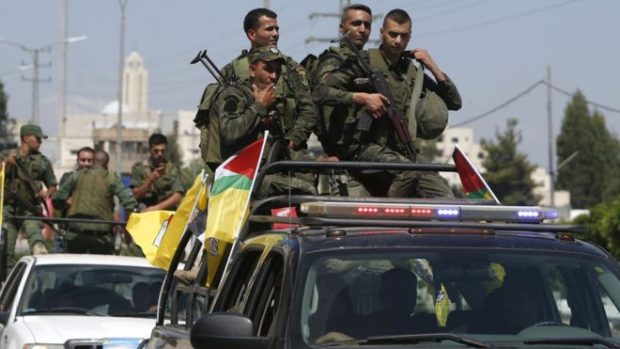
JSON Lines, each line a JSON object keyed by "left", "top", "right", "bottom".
{"left": 18, "top": 264, "right": 165, "bottom": 317}
{"left": 300, "top": 248, "right": 620, "bottom": 346}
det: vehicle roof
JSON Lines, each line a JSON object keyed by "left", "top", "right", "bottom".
{"left": 20, "top": 253, "right": 158, "bottom": 268}
{"left": 252, "top": 228, "right": 611, "bottom": 260}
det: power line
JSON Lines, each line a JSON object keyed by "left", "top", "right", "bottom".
{"left": 416, "top": 0, "right": 491, "bottom": 23}
{"left": 452, "top": 80, "right": 544, "bottom": 127}
{"left": 543, "top": 81, "right": 620, "bottom": 114}
{"left": 417, "top": 0, "right": 583, "bottom": 38}
{"left": 452, "top": 78, "right": 620, "bottom": 128}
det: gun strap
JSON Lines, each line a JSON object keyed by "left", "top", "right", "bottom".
{"left": 407, "top": 61, "right": 425, "bottom": 140}
{"left": 14, "top": 157, "right": 41, "bottom": 197}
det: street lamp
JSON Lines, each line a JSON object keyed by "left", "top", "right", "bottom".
{"left": 116, "top": 0, "right": 129, "bottom": 177}
{"left": 0, "top": 36, "right": 87, "bottom": 124}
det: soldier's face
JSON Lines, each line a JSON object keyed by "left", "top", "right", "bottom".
{"left": 380, "top": 19, "right": 411, "bottom": 57}
{"left": 248, "top": 16, "right": 279, "bottom": 48}
{"left": 340, "top": 9, "right": 372, "bottom": 49}
{"left": 150, "top": 143, "right": 167, "bottom": 161}
{"left": 77, "top": 151, "right": 94, "bottom": 169}
{"left": 23, "top": 135, "right": 41, "bottom": 152}
{"left": 250, "top": 60, "right": 282, "bottom": 89}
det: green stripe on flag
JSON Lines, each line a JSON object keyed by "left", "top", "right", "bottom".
{"left": 467, "top": 189, "right": 490, "bottom": 200}
{"left": 211, "top": 174, "right": 252, "bottom": 196}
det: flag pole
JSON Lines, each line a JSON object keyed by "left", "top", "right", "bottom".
{"left": 210, "top": 132, "right": 270, "bottom": 307}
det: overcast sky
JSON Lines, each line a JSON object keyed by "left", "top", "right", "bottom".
{"left": 1, "top": 0, "right": 619, "bottom": 167}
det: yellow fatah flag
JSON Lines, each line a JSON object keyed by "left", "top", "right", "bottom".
{"left": 126, "top": 172, "right": 208, "bottom": 270}
{"left": 435, "top": 283, "right": 451, "bottom": 327}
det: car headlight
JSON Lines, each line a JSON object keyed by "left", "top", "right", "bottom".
{"left": 23, "top": 344, "right": 64, "bottom": 349}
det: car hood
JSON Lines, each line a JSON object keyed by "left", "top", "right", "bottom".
{"left": 21, "top": 315, "right": 155, "bottom": 344}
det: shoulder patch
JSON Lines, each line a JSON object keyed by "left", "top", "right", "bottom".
{"left": 294, "top": 65, "right": 310, "bottom": 88}
{"left": 223, "top": 94, "right": 242, "bottom": 113}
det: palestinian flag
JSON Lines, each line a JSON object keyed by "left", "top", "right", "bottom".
{"left": 452, "top": 145, "right": 500, "bottom": 204}
{"left": 205, "top": 136, "right": 267, "bottom": 243}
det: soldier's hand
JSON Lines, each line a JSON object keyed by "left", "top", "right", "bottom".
{"left": 4, "top": 154, "right": 17, "bottom": 166}
{"left": 411, "top": 48, "right": 446, "bottom": 81}
{"left": 38, "top": 189, "right": 49, "bottom": 200}
{"left": 364, "top": 93, "right": 389, "bottom": 118}
{"left": 252, "top": 83, "right": 276, "bottom": 108}
{"left": 148, "top": 166, "right": 165, "bottom": 183}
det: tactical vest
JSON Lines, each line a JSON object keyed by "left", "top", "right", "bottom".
{"left": 68, "top": 166, "right": 115, "bottom": 220}
{"left": 366, "top": 49, "right": 448, "bottom": 143}
{"left": 313, "top": 47, "right": 360, "bottom": 159}
{"left": 5, "top": 153, "right": 46, "bottom": 205}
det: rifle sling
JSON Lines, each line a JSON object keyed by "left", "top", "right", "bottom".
{"left": 407, "top": 61, "right": 425, "bottom": 140}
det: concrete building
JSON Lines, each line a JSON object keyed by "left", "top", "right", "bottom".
{"left": 57, "top": 51, "right": 202, "bottom": 177}
{"left": 436, "top": 127, "right": 486, "bottom": 188}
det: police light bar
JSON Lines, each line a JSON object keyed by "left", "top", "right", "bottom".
{"left": 300, "top": 201, "right": 558, "bottom": 223}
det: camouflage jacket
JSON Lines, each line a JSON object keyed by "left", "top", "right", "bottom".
{"left": 2, "top": 150, "right": 57, "bottom": 207}
{"left": 324, "top": 47, "right": 462, "bottom": 151}
{"left": 212, "top": 78, "right": 316, "bottom": 161}
{"left": 130, "top": 159, "right": 184, "bottom": 207}
{"left": 219, "top": 50, "right": 317, "bottom": 148}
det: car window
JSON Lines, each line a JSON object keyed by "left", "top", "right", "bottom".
{"left": 213, "top": 249, "right": 262, "bottom": 313}
{"left": 299, "top": 249, "right": 620, "bottom": 345}
{"left": 246, "top": 252, "right": 284, "bottom": 336}
{"left": 18, "top": 264, "right": 165, "bottom": 317}
{"left": 0, "top": 262, "right": 27, "bottom": 313}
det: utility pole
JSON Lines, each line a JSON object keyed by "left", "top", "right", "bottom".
{"left": 263, "top": 0, "right": 270, "bottom": 9}
{"left": 22, "top": 49, "right": 52, "bottom": 124}
{"left": 547, "top": 66, "right": 555, "bottom": 207}
{"left": 306, "top": 0, "right": 381, "bottom": 46}
{"left": 116, "top": 0, "right": 129, "bottom": 177}
{"left": 59, "top": 0, "right": 68, "bottom": 136}
{"left": 0, "top": 36, "right": 86, "bottom": 125}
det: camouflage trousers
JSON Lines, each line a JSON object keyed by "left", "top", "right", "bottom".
{"left": 3, "top": 205, "right": 45, "bottom": 269}
{"left": 63, "top": 220, "right": 115, "bottom": 254}
{"left": 351, "top": 144, "right": 454, "bottom": 199}
{"left": 256, "top": 148, "right": 317, "bottom": 199}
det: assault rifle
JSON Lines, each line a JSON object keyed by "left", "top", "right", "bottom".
{"left": 339, "top": 33, "right": 417, "bottom": 162}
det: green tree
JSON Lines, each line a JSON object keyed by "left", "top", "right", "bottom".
{"left": 480, "top": 118, "right": 540, "bottom": 205}
{"left": 574, "top": 198, "right": 620, "bottom": 259}
{"left": 556, "top": 91, "right": 620, "bottom": 208}
{"left": 0, "top": 79, "right": 10, "bottom": 139}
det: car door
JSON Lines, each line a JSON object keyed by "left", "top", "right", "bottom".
{"left": 0, "top": 261, "right": 29, "bottom": 345}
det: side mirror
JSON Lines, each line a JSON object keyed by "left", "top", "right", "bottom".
{"left": 190, "top": 313, "right": 271, "bottom": 349}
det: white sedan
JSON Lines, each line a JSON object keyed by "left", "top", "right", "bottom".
{"left": 0, "top": 254, "right": 166, "bottom": 349}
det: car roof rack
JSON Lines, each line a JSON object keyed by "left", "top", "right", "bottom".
{"left": 252, "top": 160, "right": 457, "bottom": 196}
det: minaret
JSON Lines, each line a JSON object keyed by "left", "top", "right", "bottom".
{"left": 122, "top": 51, "right": 148, "bottom": 115}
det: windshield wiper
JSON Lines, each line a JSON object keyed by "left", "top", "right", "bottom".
{"left": 110, "top": 311, "right": 156, "bottom": 318}
{"left": 523, "top": 337, "right": 620, "bottom": 348}
{"left": 359, "top": 333, "right": 491, "bottom": 348}
{"left": 21, "top": 307, "right": 107, "bottom": 317}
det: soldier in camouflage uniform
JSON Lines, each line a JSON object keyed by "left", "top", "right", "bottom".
{"left": 131, "top": 133, "right": 184, "bottom": 211}
{"left": 2, "top": 124, "right": 57, "bottom": 267}
{"left": 211, "top": 47, "right": 317, "bottom": 198}
{"left": 320, "top": 9, "right": 462, "bottom": 198}
{"left": 310, "top": 4, "right": 377, "bottom": 197}
{"left": 52, "top": 150, "right": 137, "bottom": 254}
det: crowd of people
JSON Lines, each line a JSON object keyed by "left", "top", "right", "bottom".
{"left": 1, "top": 4, "right": 462, "bottom": 266}
{"left": 1, "top": 126, "right": 185, "bottom": 268}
